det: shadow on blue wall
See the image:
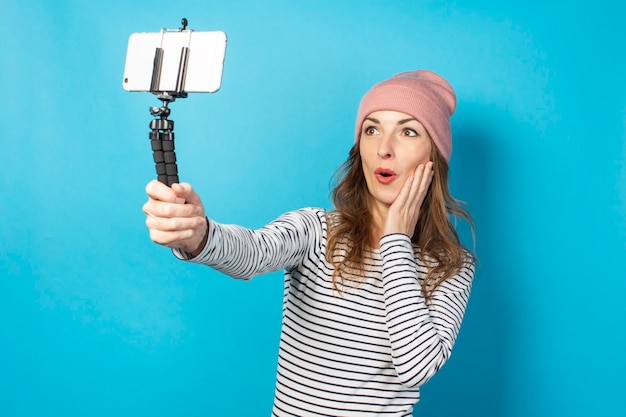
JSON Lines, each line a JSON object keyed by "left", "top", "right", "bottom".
{"left": 416, "top": 105, "right": 513, "bottom": 416}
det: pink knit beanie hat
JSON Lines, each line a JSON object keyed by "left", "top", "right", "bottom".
{"left": 355, "top": 70, "right": 456, "bottom": 161}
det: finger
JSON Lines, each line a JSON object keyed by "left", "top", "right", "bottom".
{"left": 171, "top": 182, "right": 203, "bottom": 207}
{"left": 145, "top": 213, "right": 205, "bottom": 233}
{"left": 146, "top": 180, "right": 178, "bottom": 203}
{"left": 147, "top": 227, "right": 197, "bottom": 248}
{"left": 392, "top": 174, "right": 414, "bottom": 209}
{"left": 143, "top": 199, "right": 202, "bottom": 219}
{"left": 406, "top": 163, "right": 427, "bottom": 204}
{"left": 146, "top": 214, "right": 207, "bottom": 251}
{"left": 417, "top": 161, "right": 434, "bottom": 197}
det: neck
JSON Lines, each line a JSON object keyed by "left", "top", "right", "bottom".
{"left": 368, "top": 201, "right": 389, "bottom": 249}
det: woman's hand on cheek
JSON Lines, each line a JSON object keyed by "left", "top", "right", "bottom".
{"left": 383, "top": 161, "right": 433, "bottom": 237}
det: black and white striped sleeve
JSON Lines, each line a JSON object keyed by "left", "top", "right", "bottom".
{"left": 379, "top": 233, "right": 474, "bottom": 388}
{"left": 173, "top": 208, "right": 324, "bottom": 280}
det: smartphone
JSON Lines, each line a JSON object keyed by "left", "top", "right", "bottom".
{"left": 122, "top": 30, "right": 227, "bottom": 94}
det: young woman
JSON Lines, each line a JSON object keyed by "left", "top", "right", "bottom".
{"left": 143, "top": 70, "right": 475, "bottom": 416}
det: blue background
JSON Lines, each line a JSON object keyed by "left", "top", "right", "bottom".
{"left": 2, "top": 1, "right": 625, "bottom": 416}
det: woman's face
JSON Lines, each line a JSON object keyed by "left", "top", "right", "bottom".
{"left": 359, "top": 110, "right": 433, "bottom": 210}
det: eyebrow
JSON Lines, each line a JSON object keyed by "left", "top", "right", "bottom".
{"left": 364, "top": 116, "right": 417, "bottom": 125}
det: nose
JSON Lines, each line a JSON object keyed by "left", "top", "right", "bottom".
{"left": 377, "top": 134, "right": 394, "bottom": 159}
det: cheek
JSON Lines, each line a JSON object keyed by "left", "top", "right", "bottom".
{"left": 359, "top": 143, "right": 375, "bottom": 168}
{"left": 408, "top": 145, "right": 433, "bottom": 168}
{"left": 422, "top": 141, "right": 434, "bottom": 162}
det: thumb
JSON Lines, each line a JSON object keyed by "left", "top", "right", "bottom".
{"left": 171, "top": 182, "right": 201, "bottom": 206}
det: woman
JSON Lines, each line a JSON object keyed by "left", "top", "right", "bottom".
{"left": 143, "top": 70, "right": 475, "bottom": 416}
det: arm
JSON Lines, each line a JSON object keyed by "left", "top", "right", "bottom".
{"left": 143, "top": 180, "right": 322, "bottom": 280}
{"left": 380, "top": 234, "right": 474, "bottom": 388}
{"left": 173, "top": 208, "right": 324, "bottom": 280}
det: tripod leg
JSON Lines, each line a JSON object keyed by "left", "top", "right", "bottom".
{"left": 162, "top": 137, "right": 179, "bottom": 186}
{"left": 150, "top": 119, "right": 179, "bottom": 186}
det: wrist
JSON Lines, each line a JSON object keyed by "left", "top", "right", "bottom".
{"left": 187, "top": 217, "right": 209, "bottom": 258}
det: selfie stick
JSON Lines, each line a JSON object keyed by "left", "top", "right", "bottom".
{"left": 149, "top": 18, "right": 190, "bottom": 186}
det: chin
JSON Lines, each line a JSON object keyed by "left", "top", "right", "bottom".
{"left": 372, "top": 192, "right": 399, "bottom": 208}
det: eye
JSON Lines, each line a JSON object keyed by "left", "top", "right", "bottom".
{"left": 402, "top": 128, "right": 418, "bottom": 137}
{"left": 363, "top": 125, "right": 379, "bottom": 136}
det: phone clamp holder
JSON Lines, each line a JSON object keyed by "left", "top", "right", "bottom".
{"left": 149, "top": 93, "right": 184, "bottom": 186}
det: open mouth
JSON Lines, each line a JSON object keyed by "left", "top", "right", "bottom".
{"left": 375, "top": 168, "right": 396, "bottom": 183}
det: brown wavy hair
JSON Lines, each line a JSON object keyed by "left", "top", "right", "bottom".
{"left": 326, "top": 141, "right": 475, "bottom": 302}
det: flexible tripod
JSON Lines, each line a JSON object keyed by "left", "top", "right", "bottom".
{"left": 149, "top": 93, "right": 185, "bottom": 186}
{"left": 148, "top": 19, "right": 190, "bottom": 186}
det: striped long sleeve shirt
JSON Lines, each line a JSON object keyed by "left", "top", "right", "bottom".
{"left": 174, "top": 207, "right": 474, "bottom": 416}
